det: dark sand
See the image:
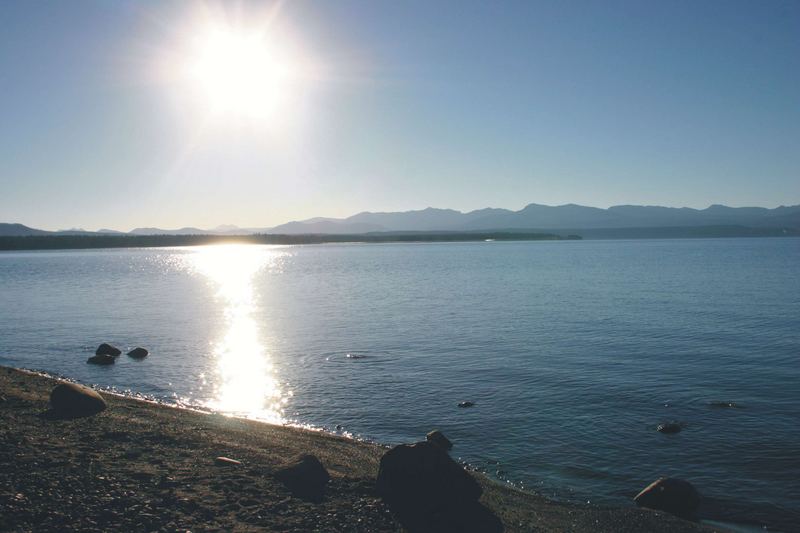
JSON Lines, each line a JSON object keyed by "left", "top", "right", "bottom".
{"left": 0, "top": 366, "right": 720, "bottom": 532}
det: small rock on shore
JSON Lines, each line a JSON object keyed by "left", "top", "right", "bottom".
{"left": 275, "top": 454, "right": 330, "bottom": 502}
{"left": 49, "top": 382, "right": 107, "bottom": 417}
{"left": 634, "top": 477, "right": 700, "bottom": 519}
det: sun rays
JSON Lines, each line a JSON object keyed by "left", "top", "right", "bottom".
{"left": 153, "top": 1, "right": 316, "bottom": 130}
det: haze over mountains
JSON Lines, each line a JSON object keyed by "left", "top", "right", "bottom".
{"left": 269, "top": 203, "right": 800, "bottom": 235}
{"left": 2, "top": 203, "right": 800, "bottom": 238}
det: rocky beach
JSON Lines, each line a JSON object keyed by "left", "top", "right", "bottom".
{"left": 0, "top": 365, "right": 722, "bottom": 532}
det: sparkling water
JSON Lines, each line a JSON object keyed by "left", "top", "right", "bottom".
{"left": 1, "top": 238, "right": 798, "bottom": 530}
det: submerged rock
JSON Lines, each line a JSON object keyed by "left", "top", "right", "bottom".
{"left": 87, "top": 354, "right": 115, "bottom": 365}
{"left": 709, "top": 401, "right": 741, "bottom": 409}
{"left": 426, "top": 429, "right": 453, "bottom": 451}
{"left": 458, "top": 401, "right": 475, "bottom": 408}
{"left": 657, "top": 422, "right": 682, "bottom": 434}
{"left": 127, "top": 347, "right": 149, "bottom": 359}
{"left": 275, "top": 454, "right": 330, "bottom": 502}
{"left": 50, "top": 382, "right": 107, "bottom": 417}
{"left": 96, "top": 343, "right": 122, "bottom": 357}
{"left": 634, "top": 477, "right": 701, "bottom": 519}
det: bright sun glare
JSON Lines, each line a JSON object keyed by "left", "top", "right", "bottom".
{"left": 162, "top": 3, "right": 310, "bottom": 126}
{"left": 184, "top": 24, "right": 294, "bottom": 120}
{"left": 188, "top": 245, "right": 287, "bottom": 423}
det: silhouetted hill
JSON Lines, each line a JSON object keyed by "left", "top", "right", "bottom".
{"left": 128, "top": 227, "right": 208, "bottom": 235}
{"left": 269, "top": 219, "right": 384, "bottom": 234}
{"left": 0, "top": 223, "right": 50, "bottom": 236}
{"left": 268, "top": 203, "right": 800, "bottom": 234}
{"left": 3, "top": 203, "right": 799, "bottom": 238}
{"left": 347, "top": 207, "right": 469, "bottom": 231}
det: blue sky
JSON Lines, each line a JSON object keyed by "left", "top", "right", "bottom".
{"left": 1, "top": 0, "right": 798, "bottom": 231}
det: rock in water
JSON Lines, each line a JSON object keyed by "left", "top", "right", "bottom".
{"left": 87, "top": 354, "right": 115, "bottom": 365}
{"left": 426, "top": 429, "right": 453, "bottom": 451}
{"left": 657, "top": 422, "right": 682, "bottom": 434}
{"left": 50, "top": 382, "right": 107, "bottom": 417}
{"left": 96, "top": 343, "right": 121, "bottom": 357}
{"left": 634, "top": 478, "right": 701, "bottom": 519}
{"left": 127, "top": 347, "right": 149, "bottom": 359}
{"left": 709, "top": 401, "right": 741, "bottom": 409}
{"left": 275, "top": 454, "right": 330, "bottom": 502}
{"left": 377, "top": 441, "right": 482, "bottom": 524}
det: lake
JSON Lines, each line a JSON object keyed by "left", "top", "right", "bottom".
{"left": 1, "top": 238, "right": 798, "bottom": 530}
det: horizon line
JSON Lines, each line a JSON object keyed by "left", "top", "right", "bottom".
{"left": 6, "top": 200, "right": 800, "bottom": 234}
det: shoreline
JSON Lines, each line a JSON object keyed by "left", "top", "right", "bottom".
{"left": 0, "top": 365, "right": 722, "bottom": 532}
{"left": 0, "top": 232, "right": 575, "bottom": 252}
{"left": 2, "top": 229, "right": 798, "bottom": 252}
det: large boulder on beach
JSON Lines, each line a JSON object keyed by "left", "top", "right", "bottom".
{"left": 87, "top": 354, "right": 115, "bottom": 365}
{"left": 127, "top": 347, "right": 149, "bottom": 359}
{"left": 275, "top": 454, "right": 330, "bottom": 502}
{"left": 377, "top": 441, "right": 482, "bottom": 519}
{"left": 96, "top": 343, "right": 121, "bottom": 357}
{"left": 634, "top": 477, "right": 700, "bottom": 518}
{"left": 50, "top": 382, "right": 107, "bottom": 417}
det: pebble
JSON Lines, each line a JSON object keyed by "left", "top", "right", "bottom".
{"left": 215, "top": 456, "right": 242, "bottom": 466}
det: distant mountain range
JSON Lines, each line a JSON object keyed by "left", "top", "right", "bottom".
{"left": 2, "top": 203, "right": 799, "bottom": 238}
{"left": 269, "top": 203, "right": 800, "bottom": 234}
{"left": 0, "top": 223, "right": 269, "bottom": 237}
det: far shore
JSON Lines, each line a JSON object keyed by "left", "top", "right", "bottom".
{"left": 0, "top": 365, "right": 721, "bottom": 532}
{"left": 2, "top": 225, "right": 799, "bottom": 251}
{"left": 0, "top": 232, "right": 576, "bottom": 251}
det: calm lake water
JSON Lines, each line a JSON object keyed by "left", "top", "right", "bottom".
{"left": 1, "top": 238, "right": 798, "bottom": 530}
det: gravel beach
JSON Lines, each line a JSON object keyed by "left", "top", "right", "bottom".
{"left": 0, "top": 366, "right": 720, "bottom": 532}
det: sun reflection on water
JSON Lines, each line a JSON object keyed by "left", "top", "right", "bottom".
{"left": 188, "top": 244, "right": 286, "bottom": 423}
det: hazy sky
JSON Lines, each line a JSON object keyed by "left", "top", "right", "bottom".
{"left": 1, "top": 0, "right": 798, "bottom": 231}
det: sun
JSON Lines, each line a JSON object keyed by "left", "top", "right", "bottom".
{"left": 182, "top": 22, "right": 295, "bottom": 121}
{"left": 152, "top": 2, "right": 320, "bottom": 136}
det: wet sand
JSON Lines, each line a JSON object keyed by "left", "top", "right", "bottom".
{"left": 0, "top": 366, "right": 719, "bottom": 532}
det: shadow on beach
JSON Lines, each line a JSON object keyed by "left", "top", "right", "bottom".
{"left": 389, "top": 499, "right": 504, "bottom": 533}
